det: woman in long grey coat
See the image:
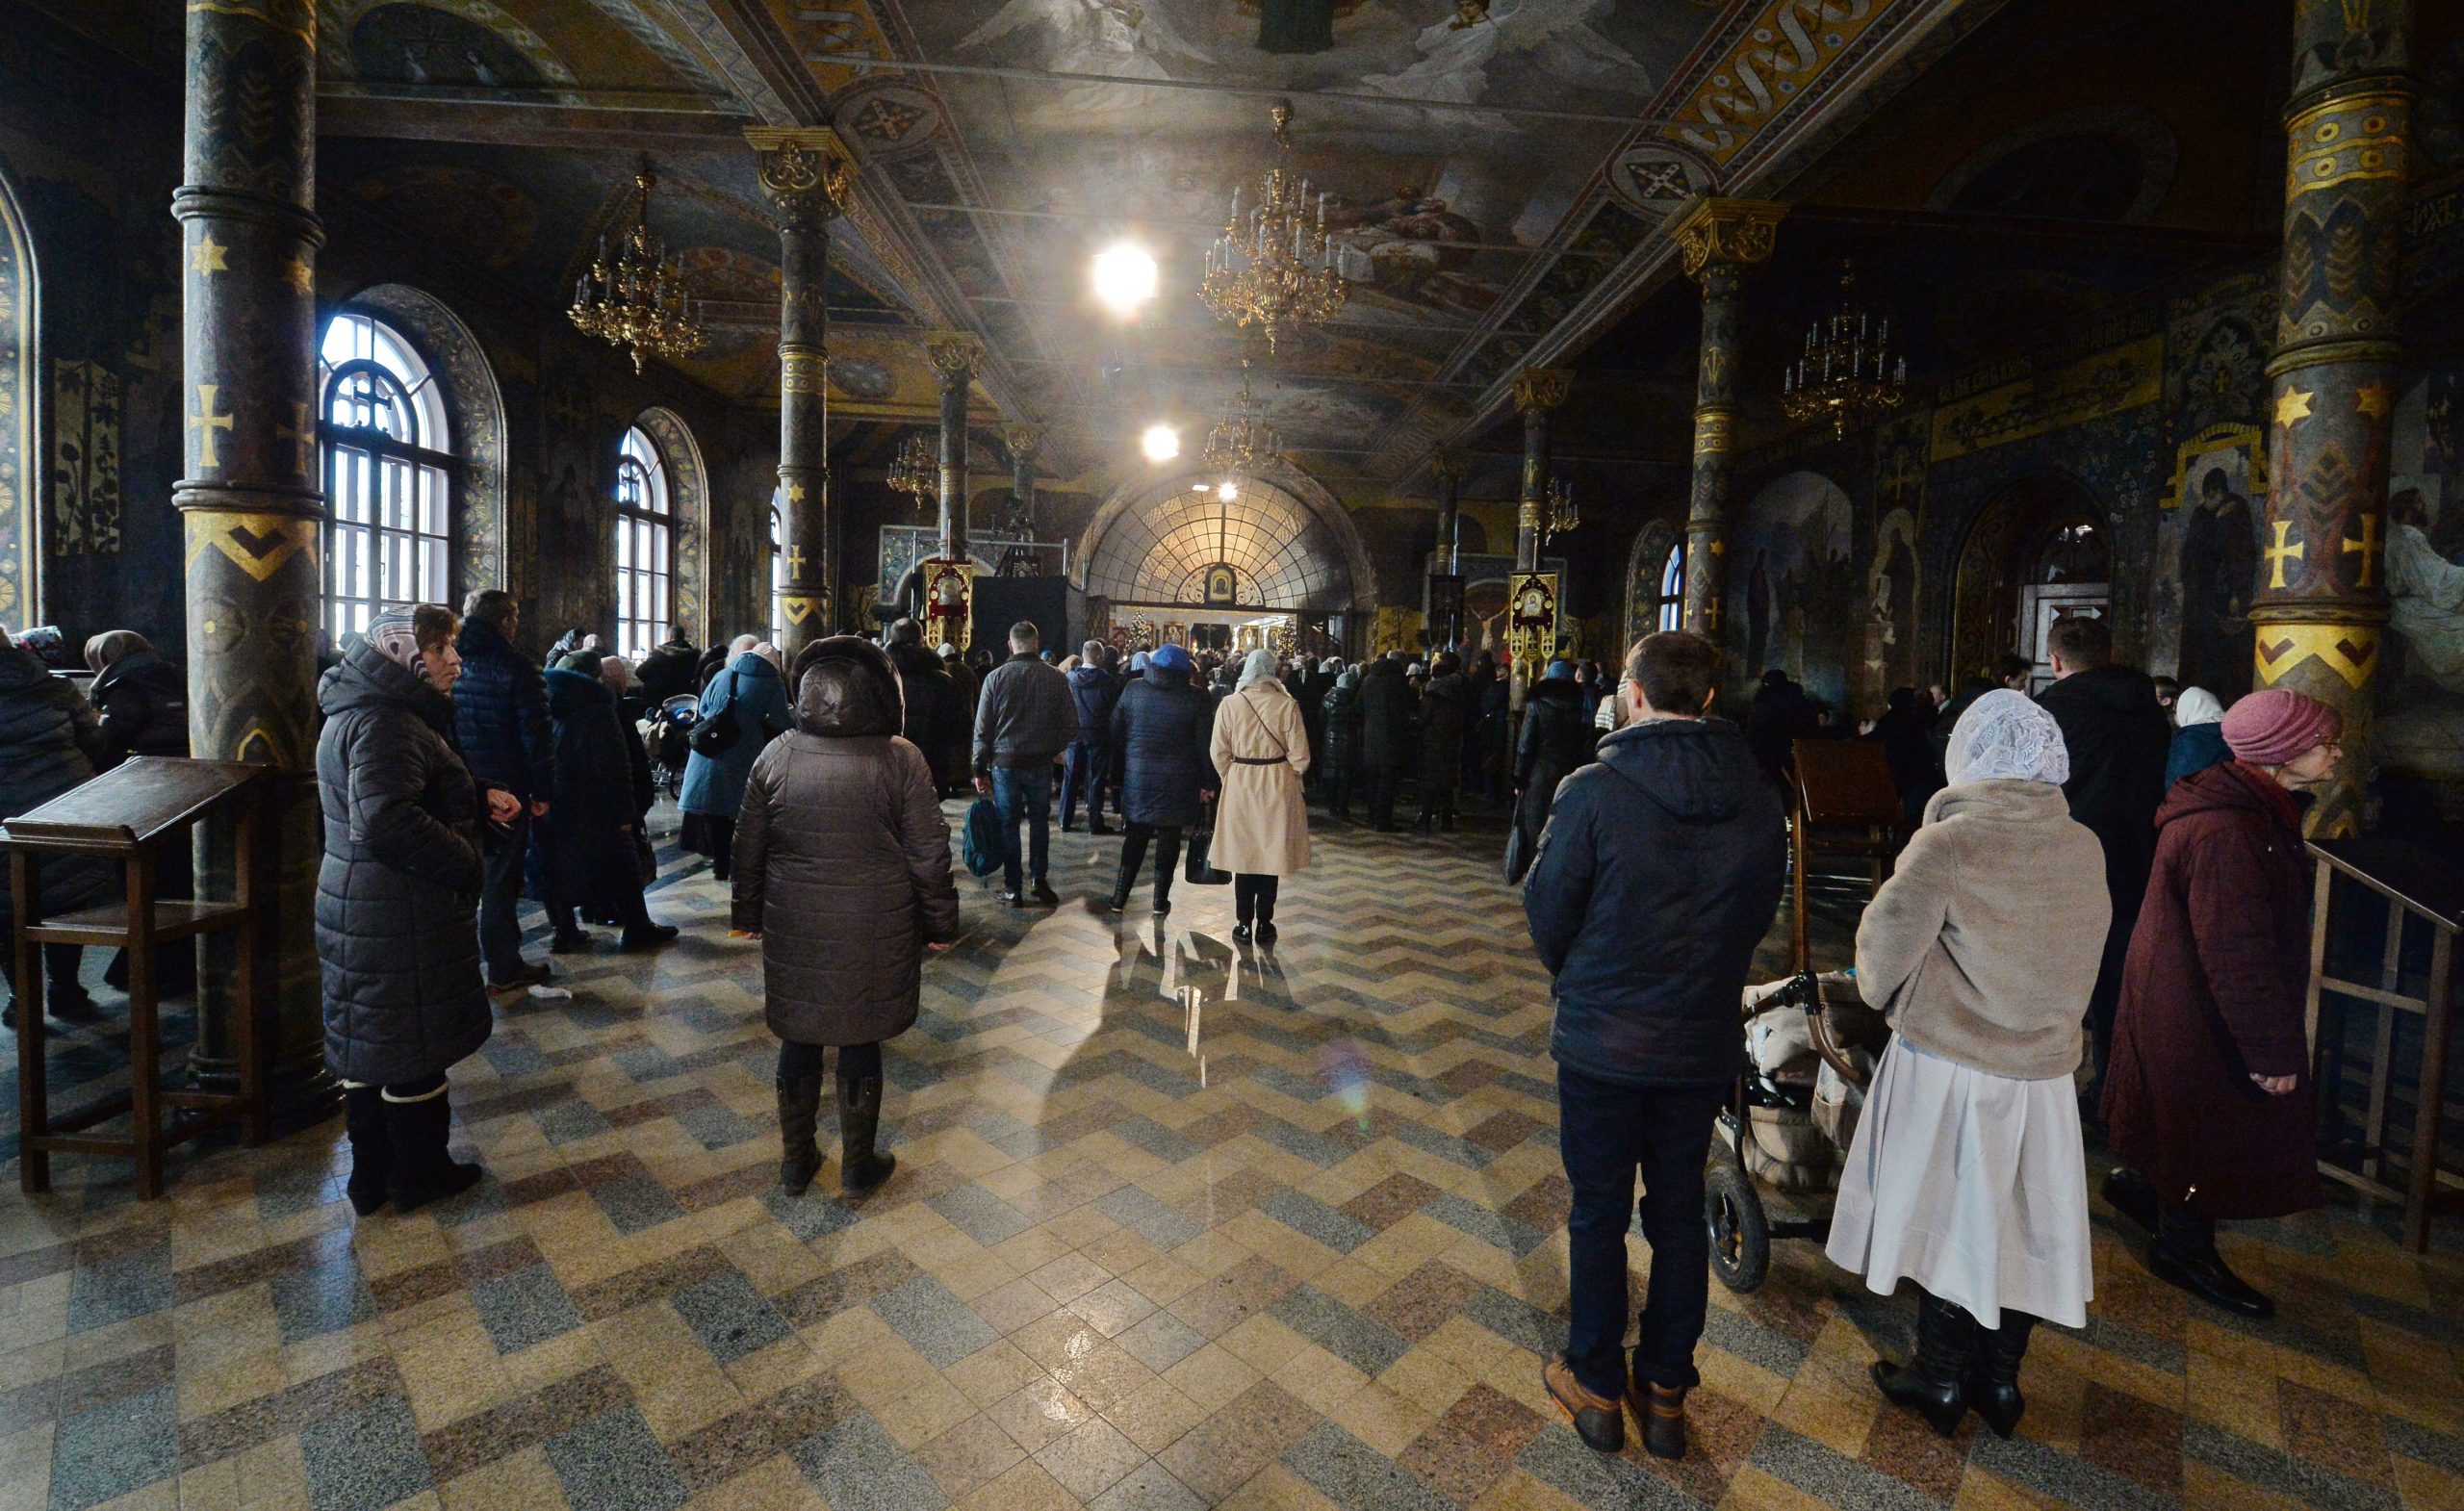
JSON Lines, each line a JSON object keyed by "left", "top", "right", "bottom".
{"left": 733, "top": 637, "right": 959, "bottom": 1197}
{"left": 317, "top": 605, "right": 520, "bottom": 1216}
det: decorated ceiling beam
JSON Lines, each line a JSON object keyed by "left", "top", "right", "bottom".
{"left": 317, "top": 86, "right": 752, "bottom": 151}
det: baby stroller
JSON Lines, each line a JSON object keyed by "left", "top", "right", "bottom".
{"left": 1706, "top": 970, "right": 1891, "bottom": 1293}
{"left": 645, "top": 694, "right": 700, "bottom": 799}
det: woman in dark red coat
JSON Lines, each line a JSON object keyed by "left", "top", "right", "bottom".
{"left": 2100, "top": 688, "right": 2343, "bottom": 1319}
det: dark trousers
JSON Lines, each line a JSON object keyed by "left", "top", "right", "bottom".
{"left": 1369, "top": 764, "right": 1402, "bottom": 828}
{"left": 479, "top": 807, "right": 532, "bottom": 977}
{"left": 1417, "top": 785, "right": 1458, "bottom": 828}
{"left": 778, "top": 1038, "right": 882, "bottom": 1088}
{"left": 1061, "top": 739, "right": 1111, "bottom": 829}
{"left": 1234, "top": 874, "right": 1279, "bottom": 925}
{"left": 2086, "top": 876, "right": 2143, "bottom": 1088}
{"left": 1557, "top": 1066, "right": 1729, "bottom": 1398}
{"left": 1324, "top": 766, "right": 1354, "bottom": 819}
{"left": 1116, "top": 823, "right": 1182, "bottom": 900}
{"left": 991, "top": 764, "right": 1052, "bottom": 892}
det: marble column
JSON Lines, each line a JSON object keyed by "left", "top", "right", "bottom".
{"left": 1508, "top": 370, "right": 1569, "bottom": 714}
{"left": 1669, "top": 198, "right": 1785, "bottom": 642}
{"left": 747, "top": 127, "right": 852, "bottom": 653}
{"left": 172, "top": 0, "right": 324, "bottom": 1097}
{"left": 928, "top": 334, "right": 980, "bottom": 564}
{"left": 1428, "top": 448, "right": 1466, "bottom": 649}
{"left": 2251, "top": 0, "right": 2411, "bottom": 837}
{"left": 1006, "top": 423, "right": 1041, "bottom": 541}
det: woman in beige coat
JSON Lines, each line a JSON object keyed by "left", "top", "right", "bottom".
{"left": 1211, "top": 649, "right": 1311, "bottom": 942}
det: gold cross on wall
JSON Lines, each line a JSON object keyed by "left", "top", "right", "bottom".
{"left": 2341, "top": 511, "right": 2382, "bottom": 588}
{"left": 274, "top": 401, "right": 314, "bottom": 481}
{"left": 2265, "top": 520, "right": 2306, "bottom": 589}
{"left": 189, "top": 384, "right": 234, "bottom": 470}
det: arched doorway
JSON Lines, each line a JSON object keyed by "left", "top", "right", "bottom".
{"left": 1951, "top": 474, "right": 2112, "bottom": 693}
{"left": 1077, "top": 464, "right": 1373, "bottom": 653}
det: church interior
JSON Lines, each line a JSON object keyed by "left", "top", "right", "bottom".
{"left": 1, "top": 0, "right": 2462, "bottom": 1507}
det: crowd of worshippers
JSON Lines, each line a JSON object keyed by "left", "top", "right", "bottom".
{"left": 0, "top": 593, "right": 2344, "bottom": 1467}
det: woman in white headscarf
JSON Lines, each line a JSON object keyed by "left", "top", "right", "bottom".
{"left": 1825, "top": 690, "right": 2109, "bottom": 1441}
{"left": 2165, "top": 685, "right": 2229, "bottom": 787}
{"left": 1209, "top": 648, "right": 1311, "bottom": 942}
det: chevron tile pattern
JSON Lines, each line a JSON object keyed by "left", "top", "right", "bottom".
{"left": 2, "top": 801, "right": 2460, "bottom": 1511}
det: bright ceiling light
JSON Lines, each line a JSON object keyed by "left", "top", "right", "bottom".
{"left": 1091, "top": 243, "right": 1159, "bottom": 316}
{"left": 1217, "top": 481, "right": 1239, "bottom": 501}
{"left": 1141, "top": 423, "right": 1180, "bottom": 462}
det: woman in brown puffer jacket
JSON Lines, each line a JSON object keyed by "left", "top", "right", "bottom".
{"left": 733, "top": 637, "right": 959, "bottom": 1197}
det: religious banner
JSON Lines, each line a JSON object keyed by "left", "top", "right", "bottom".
{"left": 921, "top": 557, "right": 975, "bottom": 652}
{"left": 1508, "top": 572, "right": 1559, "bottom": 672}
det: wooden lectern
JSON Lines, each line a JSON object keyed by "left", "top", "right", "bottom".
{"left": 1786, "top": 739, "right": 1906, "bottom": 973}
{"left": 2, "top": 757, "right": 270, "bottom": 1197}
{"left": 2305, "top": 835, "right": 2462, "bottom": 1252}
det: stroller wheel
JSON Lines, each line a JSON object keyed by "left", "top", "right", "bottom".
{"left": 1706, "top": 1159, "right": 1770, "bottom": 1294}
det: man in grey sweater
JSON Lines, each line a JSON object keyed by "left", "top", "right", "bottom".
{"left": 973, "top": 621, "right": 1077, "bottom": 907}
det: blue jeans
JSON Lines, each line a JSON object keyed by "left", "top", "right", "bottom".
{"left": 1061, "top": 739, "right": 1110, "bottom": 830}
{"left": 990, "top": 764, "right": 1051, "bottom": 894}
{"left": 1557, "top": 1065, "right": 1729, "bottom": 1398}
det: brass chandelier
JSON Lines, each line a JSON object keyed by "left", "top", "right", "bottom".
{"left": 1202, "top": 363, "right": 1280, "bottom": 474}
{"left": 1542, "top": 477, "right": 1578, "bottom": 540}
{"left": 887, "top": 430, "right": 937, "bottom": 513}
{"left": 1781, "top": 259, "right": 1906, "bottom": 439}
{"left": 1200, "top": 100, "right": 1346, "bottom": 355}
{"left": 569, "top": 157, "right": 707, "bottom": 374}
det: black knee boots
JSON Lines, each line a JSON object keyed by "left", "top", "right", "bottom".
{"left": 1872, "top": 1290, "right": 1978, "bottom": 1438}
{"left": 1967, "top": 1313, "right": 2036, "bottom": 1438}
{"left": 777, "top": 1062, "right": 825, "bottom": 1196}
{"left": 838, "top": 1070, "right": 895, "bottom": 1194}
{"left": 381, "top": 1086, "right": 483, "bottom": 1213}
{"left": 342, "top": 1086, "right": 389, "bottom": 1216}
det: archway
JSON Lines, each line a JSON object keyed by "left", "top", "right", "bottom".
{"left": 0, "top": 168, "right": 36, "bottom": 626}
{"left": 344, "top": 283, "right": 507, "bottom": 602}
{"left": 1621, "top": 516, "right": 1681, "bottom": 653}
{"left": 1076, "top": 463, "right": 1373, "bottom": 648}
{"left": 1950, "top": 473, "right": 2112, "bottom": 692}
{"left": 629, "top": 406, "right": 709, "bottom": 645}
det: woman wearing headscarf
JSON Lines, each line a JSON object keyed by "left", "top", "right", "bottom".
{"left": 680, "top": 639, "right": 790, "bottom": 880}
{"left": 83, "top": 630, "right": 187, "bottom": 765}
{"left": 1107, "top": 643, "right": 1215, "bottom": 916}
{"left": 733, "top": 637, "right": 959, "bottom": 1196}
{"left": 2100, "top": 689, "right": 2341, "bottom": 1319}
{"left": 1828, "top": 690, "right": 2108, "bottom": 1439}
{"left": 317, "top": 605, "right": 521, "bottom": 1214}
{"left": 538, "top": 651, "right": 677, "bottom": 953}
{"left": 1211, "top": 649, "right": 1313, "bottom": 941}
{"left": 2163, "top": 685, "right": 2230, "bottom": 788}
{"left": 1414, "top": 652, "right": 1468, "bottom": 832}
{"left": 1321, "top": 665, "right": 1364, "bottom": 822}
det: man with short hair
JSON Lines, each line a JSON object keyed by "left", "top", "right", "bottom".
{"left": 1062, "top": 638, "right": 1121, "bottom": 834}
{"left": 454, "top": 589, "right": 556, "bottom": 987}
{"left": 973, "top": 622, "right": 1077, "bottom": 907}
{"left": 2034, "top": 615, "right": 2171, "bottom": 1091}
{"left": 1525, "top": 631, "right": 1785, "bottom": 1462}
{"left": 885, "top": 617, "right": 966, "bottom": 790}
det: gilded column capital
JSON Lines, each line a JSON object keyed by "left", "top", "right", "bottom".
{"left": 1430, "top": 448, "right": 1471, "bottom": 481}
{"left": 926, "top": 332, "right": 983, "bottom": 392}
{"left": 1668, "top": 196, "right": 1787, "bottom": 282}
{"left": 1003, "top": 423, "right": 1043, "bottom": 462}
{"left": 744, "top": 126, "right": 856, "bottom": 223}
{"left": 1511, "top": 368, "right": 1572, "bottom": 415}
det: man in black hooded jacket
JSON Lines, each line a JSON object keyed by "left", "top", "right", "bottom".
{"left": 1524, "top": 631, "right": 1784, "bottom": 1461}
{"left": 453, "top": 590, "right": 554, "bottom": 987}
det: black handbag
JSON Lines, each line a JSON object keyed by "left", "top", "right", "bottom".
{"left": 687, "top": 679, "right": 740, "bottom": 758}
{"left": 1184, "top": 802, "right": 1230, "bottom": 885}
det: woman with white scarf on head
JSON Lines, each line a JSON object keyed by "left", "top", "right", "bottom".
{"left": 1210, "top": 649, "right": 1312, "bottom": 943}
{"left": 1825, "top": 690, "right": 2109, "bottom": 1441}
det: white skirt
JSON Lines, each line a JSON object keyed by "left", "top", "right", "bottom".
{"left": 1824, "top": 1037, "right": 2092, "bottom": 1328}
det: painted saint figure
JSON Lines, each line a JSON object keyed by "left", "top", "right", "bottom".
{"left": 2178, "top": 467, "right": 2257, "bottom": 701}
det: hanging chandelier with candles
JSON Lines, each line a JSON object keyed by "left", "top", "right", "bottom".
{"left": 570, "top": 157, "right": 707, "bottom": 375}
{"left": 887, "top": 431, "right": 937, "bottom": 513}
{"left": 1542, "top": 476, "right": 1578, "bottom": 541}
{"left": 1203, "top": 362, "right": 1280, "bottom": 474}
{"left": 1781, "top": 260, "right": 1906, "bottom": 440}
{"left": 1200, "top": 100, "right": 1346, "bottom": 355}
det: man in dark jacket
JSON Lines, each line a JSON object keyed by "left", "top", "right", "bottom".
{"left": 1510, "top": 660, "right": 1593, "bottom": 880}
{"left": 2033, "top": 615, "right": 2172, "bottom": 1093}
{"left": 1524, "top": 631, "right": 1784, "bottom": 1460}
{"left": 538, "top": 653, "right": 678, "bottom": 954}
{"left": 972, "top": 622, "right": 1077, "bottom": 907}
{"left": 634, "top": 628, "right": 700, "bottom": 708}
{"left": 1063, "top": 639, "right": 1123, "bottom": 834}
{"left": 453, "top": 590, "right": 555, "bottom": 988}
{"left": 1106, "top": 643, "right": 1216, "bottom": 913}
{"left": 883, "top": 619, "right": 966, "bottom": 793}
{"left": 1744, "top": 669, "right": 1818, "bottom": 788}
{"left": 1357, "top": 651, "right": 1414, "bottom": 832}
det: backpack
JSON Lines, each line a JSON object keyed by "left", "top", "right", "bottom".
{"left": 962, "top": 795, "right": 1003, "bottom": 879}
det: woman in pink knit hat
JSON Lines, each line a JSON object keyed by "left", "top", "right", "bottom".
{"left": 2099, "top": 687, "right": 2343, "bottom": 1319}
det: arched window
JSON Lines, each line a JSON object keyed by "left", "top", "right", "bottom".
{"left": 1656, "top": 541, "right": 1685, "bottom": 630}
{"left": 320, "top": 311, "right": 451, "bottom": 639}
{"left": 614, "top": 425, "right": 671, "bottom": 659}
{"left": 769, "top": 503, "right": 785, "bottom": 646}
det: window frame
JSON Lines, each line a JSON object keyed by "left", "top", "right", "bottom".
{"left": 614, "top": 424, "right": 673, "bottom": 661}
{"left": 1656, "top": 540, "right": 1685, "bottom": 631}
{"left": 318, "top": 311, "right": 454, "bottom": 644}
{"left": 769, "top": 502, "right": 785, "bottom": 647}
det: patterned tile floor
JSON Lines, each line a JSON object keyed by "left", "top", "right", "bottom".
{"left": 2, "top": 800, "right": 2461, "bottom": 1511}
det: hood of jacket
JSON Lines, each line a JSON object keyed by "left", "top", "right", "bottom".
{"left": 727, "top": 650, "right": 781, "bottom": 684}
{"left": 1595, "top": 716, "right": 1760, "bottom": 825}
{"left": 1067, "top": 663, "right": 1111, "bottom": 693}
{"left": 455, "top": 616, "right": 517, "bottom": 663}
{"left": 320, "top": 638, "right": 455, "bottom": 730}
{"left": 1526, "top": 677, "right": 1581, "bottom": 708}
{"left": 0, "top": 643, "right": 54, "bottom": 695}
{"left": 886, "top": 640, "right": 948, "bottom": 680}
{"left": 544, "top": 665, "right": 612, "bottom": 718}
{"left": 2156, "top": 756, "right": 2298, "bottom": 832}
{"left": 793, "top": 636, "right": 904, "bottom": 736}
{"left": 90, "top": 649, "right": 167, "bottom": 697}
{"left": 1922, "top": 777, "right": 2072, "bottom": 827}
